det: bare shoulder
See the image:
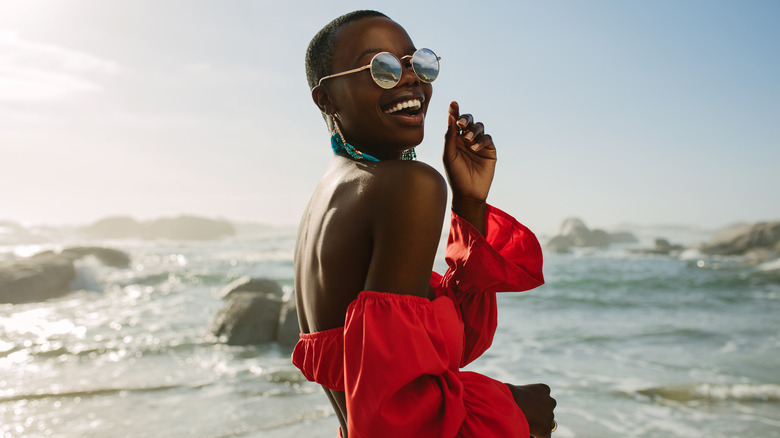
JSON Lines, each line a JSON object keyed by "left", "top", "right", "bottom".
{"left": 361, "top": 160, "right": 448, "bottom": 297}
{"left": 365, "top": 160, "right": 447, "bottom": 209}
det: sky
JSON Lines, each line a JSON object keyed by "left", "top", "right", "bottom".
{"left": 1, "top": 0, "right": 778, "bottom": 234}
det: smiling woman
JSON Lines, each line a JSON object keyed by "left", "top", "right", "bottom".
{"left": 291, "top": 10, "right": 556, "bottom": 438}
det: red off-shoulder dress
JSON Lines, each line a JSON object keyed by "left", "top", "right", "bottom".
{"left": 292, "top": 205, "right": 545, "bottom": 437}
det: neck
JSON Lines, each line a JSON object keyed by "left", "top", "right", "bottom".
{"left": 330, "top": 133, "right": 416, "bottom": 162}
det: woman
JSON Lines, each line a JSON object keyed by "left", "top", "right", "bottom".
{"left": 292, "top": 10, "right": 557, "bottom": 438}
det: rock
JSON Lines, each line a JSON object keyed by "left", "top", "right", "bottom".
{"left": 546, "top": 235, "right": 574, "bottom": 253}
{"left": 700, "top": 221, "right": 780, "bottom": 256}
{"left": 0, "top": 247, "right": 131, "bottom": 304}
{"left": 61, "top": 247, "right": 131, "bottom": 268}
{"left": 557, "top": 218, "right": 589, "bottom": 242}
{"left": 557, "top": 218, "right": 608, "bottom": 247}
{"left": 587, "top": 229, "right": 610, "bottom": 248}
{"left": 82, "top": 216, "right": 143, "bottom": 239}
{"left": 608, "top": 232, "right": 640, "bottom": 245}
{"left": 143, "top": 216, "right": 234, "bottom": 240}
{"left": 276, "top": 300, "right": 300, "bottom": 348}
{"left": 654, "top": 238, "right": 685, "bottom": 254}
{"left": 211, "top": 291, "right": 284, "bottom": 345}
{"left": 632, "top": 238, "right": 685, "bottom": 256}
{"left": 219, "top": 276, "right": 284, "bottom": 300}
{"left": 211, "top": 277, "right": 300, "bottom": 347}
{"left": 0, "top": 253, "right": 76, "bottom": 304}
{"left": 546, "top": 218, "right": 637, "bottom": 252}
{"left": 82, "top": 215, "right": 235, "bottom": 240}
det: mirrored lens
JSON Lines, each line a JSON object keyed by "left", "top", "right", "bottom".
{"left": 370, "top": 52, "right": 402, "bottom": 89}
{"left": 412, "top": 48, "right": 439, "bottom": 83}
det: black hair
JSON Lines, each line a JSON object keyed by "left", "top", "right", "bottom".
{"left": 305, "top": 10, "right": 390, "bottom": 91}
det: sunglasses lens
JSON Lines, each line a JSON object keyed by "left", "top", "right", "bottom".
{"left": 412, "top": 48, "right": 439, "bottom": 83}
{"left": 371, "top": 52, "right": 402, "bottom": 89}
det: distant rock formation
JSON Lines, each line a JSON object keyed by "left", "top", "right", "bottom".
{"left": 82, "top": 215, "right": 234, "bottom": 240}
{"left": 210, "top": 276, "right": 299, "bottom": 348}
{"left": 0, "top": 247, "right": 131, "bottom": 304}
{"left": 700, "top": 221, "right": 780, "bottom": 256}
{"left": 632, "top": 238, "right": 686, "bottom": 256}
{"left": 546, "top": 217, "right": 638, "bottom": 253}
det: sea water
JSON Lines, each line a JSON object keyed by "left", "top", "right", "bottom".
{"left": 1, "top": 229, "right": 778, "bottom": 437}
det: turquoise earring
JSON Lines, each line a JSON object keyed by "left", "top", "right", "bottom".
{"left": 331, "top": 115, "right": 380, "bottom": 162}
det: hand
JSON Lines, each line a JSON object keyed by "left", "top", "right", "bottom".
{"left": 506, "top": 383, "right": 557, "bottom": 438}
{"left": 443, "top": 101, "right": 497, "bottom": 203}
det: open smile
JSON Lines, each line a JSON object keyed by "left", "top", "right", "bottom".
{"left": 384, "top": 98, "right": 422, "bottom": 115}
{"left": 381, "top": 94, "right": 426, "bottom": 125}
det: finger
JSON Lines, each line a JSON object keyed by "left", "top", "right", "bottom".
{"left": 446, "top": 101, "right": 460, "bottom": 142}
{"left": 463, "top": 121, "right": 485, "bottom": 145}
{"left": 448, "top": 100, "right": 460, "bottom": 120}
{"left": 469, "top": 133, "right": 494, "bottom": 153}
{"left": 457, "top": 113, "right": 474, "bottom": 132}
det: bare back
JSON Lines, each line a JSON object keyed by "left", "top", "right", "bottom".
{"left": 294, "top": 155, "right": 447, "bottom": 435}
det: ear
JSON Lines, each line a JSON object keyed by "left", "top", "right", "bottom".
{"left": 311, "top": 85, "right": 336, "bottom": 115}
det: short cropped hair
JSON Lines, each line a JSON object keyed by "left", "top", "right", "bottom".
{"left": 305, "top": 10, "right": 389, "bottom": 91}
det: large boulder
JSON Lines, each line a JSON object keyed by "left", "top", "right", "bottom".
{"left": 211, "top": 277, "right": 299, "bottom": 347}
{"left": 61, "top": 246, "right": 131, "bottom": 268}
{"left": 219, "top": 276, "right": 283, "bottom": 300}
{"left": 0, "top": 247, "right": 131, "bottom": 304}
{"left": 0, "top": 253, "right": 76, "bottom": 304}
{"left": 211, "top": 291, "right": 284, "bottom": 345}
{"left": 700, "top": 221, "right": 780, "bottom": 256}
{"left": 276, "top": 300, "right": 300, "bottom": 347}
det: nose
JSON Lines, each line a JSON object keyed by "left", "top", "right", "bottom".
{"left": 396, "top": 58, "right": 419, "bottom": 87}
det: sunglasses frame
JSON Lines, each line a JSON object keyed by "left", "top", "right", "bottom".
{"left": 317, "top": 48, "right": 440, "bottom": 89}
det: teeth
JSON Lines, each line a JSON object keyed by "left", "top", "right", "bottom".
{"left": 385, "top": 99, "right": 422, "bottom": 114}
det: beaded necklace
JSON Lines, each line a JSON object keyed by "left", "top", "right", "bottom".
{"left": 330, "top": 132, "right": 417, "bottom": 162}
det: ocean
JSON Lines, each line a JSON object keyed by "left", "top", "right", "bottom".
{"left": 1, "top": 225, "right": 778, "bottom": 437}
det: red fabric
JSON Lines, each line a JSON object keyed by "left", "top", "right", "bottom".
{"left": 433, "top": 204, "right": 544, "bottom": 366}
{"left": 291, "top": 205, "right": 544, "bottom": 437}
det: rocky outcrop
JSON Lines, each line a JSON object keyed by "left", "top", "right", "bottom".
{"left": 546, "top": 218, "right": 638, "bottom": 253}
{"left": 632, "top": 238, "right": 686, "bottom": 256}
{"left": 83, "top": 215, "right": 235, "bottom": 240}
{"left": 211, "top": 276, "right": 299, "bottom": 348}
{"left": 608, "top": 231, "right": 640, "bottom": 245}
{"left": 219, "top": 277, "right": 283, "bottom": 299}
{"left": 0, "top": 247, "right": 130, "bottom": 304}
{"left": 0, "top": 253, "right": 76, "bottom": 304}
{"left": 61, "top": 247, "right": 131, "bottom": 268}
{"left": 700, "top": 221, "right": 780, "bottom": 256}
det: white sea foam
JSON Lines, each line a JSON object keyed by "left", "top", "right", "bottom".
{"left": 758, "top": 258, "right": 780, "bottom": 272}
{"left": 639, "top": 383, "right": 780, "bottom": 403}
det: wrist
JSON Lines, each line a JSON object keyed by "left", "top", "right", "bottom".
{"left": 452, "top": 195, "right": 486, "bottom": 214}
{"left": 452, "top": 196, "right": 487, "bottom": 236}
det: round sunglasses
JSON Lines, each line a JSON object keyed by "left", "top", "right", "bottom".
{"left": 318, "top": 48, "right": 440, "bottom": 89}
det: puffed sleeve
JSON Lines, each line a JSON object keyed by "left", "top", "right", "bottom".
{"left": 343, "top": 291, "right": 528, "bottom": 438}
{"left": 432, "top": 204, "right": 544, "bottom": 366}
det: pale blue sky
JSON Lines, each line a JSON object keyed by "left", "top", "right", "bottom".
{"left": 1, "top": 0, "right": 778, "bottom": 233}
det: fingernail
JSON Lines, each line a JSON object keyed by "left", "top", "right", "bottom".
{"left": 470, "top": 143, "right": 479, "bottom": 151}
{"left": 457, "top": 118, "right": 467, "bottom": 128}
{"left": 464, "top": 132, "right": 474, "bottom": 142}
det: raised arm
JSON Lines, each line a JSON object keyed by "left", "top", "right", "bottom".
{"left": 443, "top": 101, "right": 496, "bottom": 235}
